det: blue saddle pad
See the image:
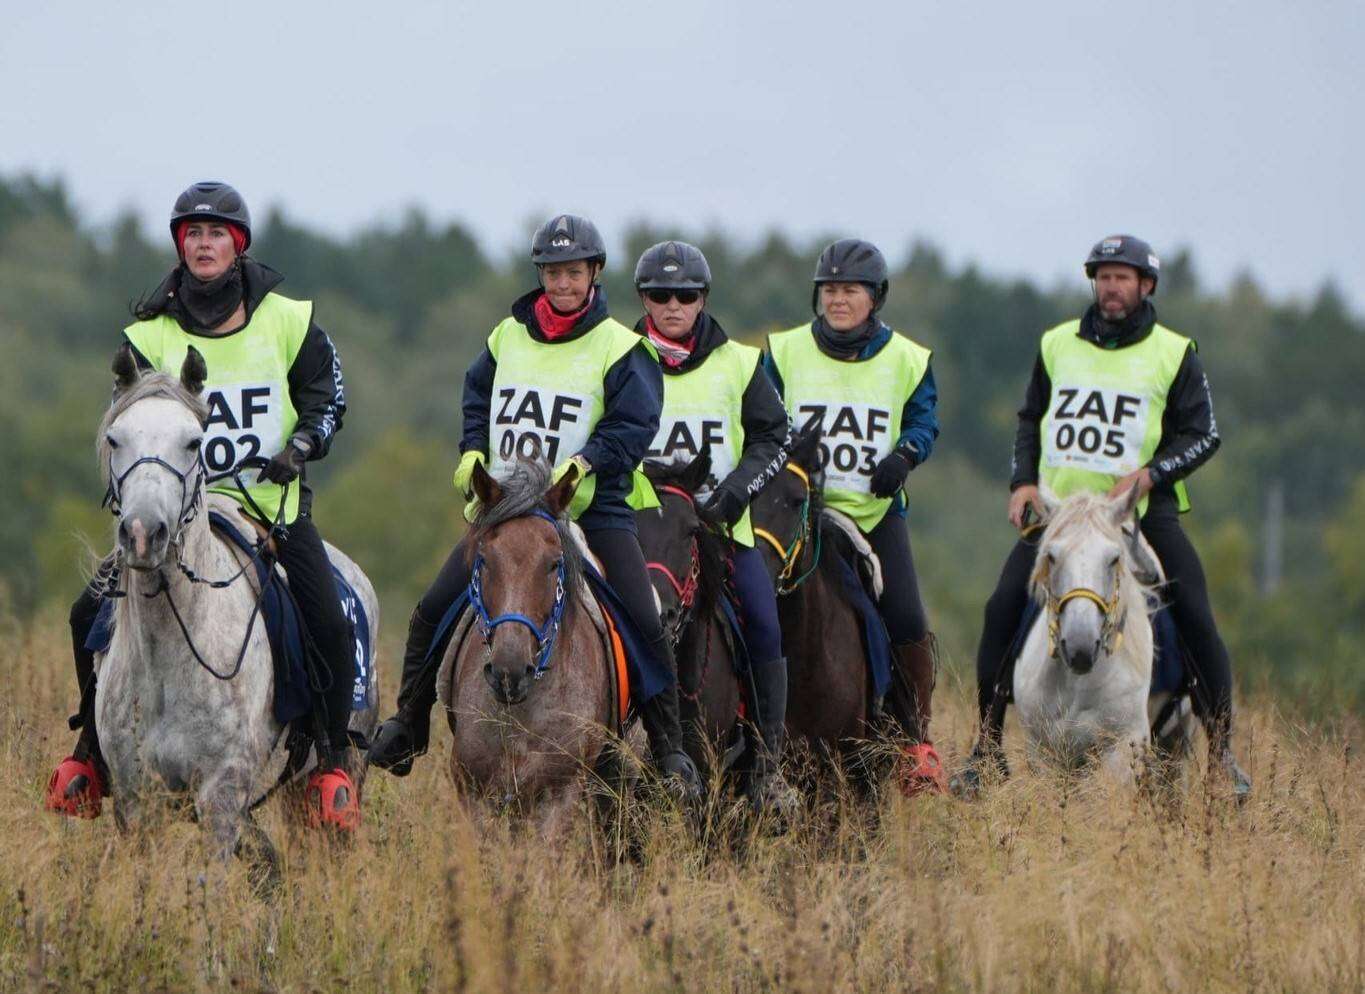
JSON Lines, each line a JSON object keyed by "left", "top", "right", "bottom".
{"left": 1007, "top": 600, "right": 1185, "bottom": 695}
{"left": 428, "top": 561, "right": 674, "bottom": 707}
{"left": 86, "top": 511, "right": 372, "bottom": 725}
{"left": 715, "top": 591, "right": 752, "bottom": 676}
{"left": 829, "top": 554, "right": 894, "bottom": 699}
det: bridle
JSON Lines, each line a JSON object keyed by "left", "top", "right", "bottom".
{"left": 645, "top": 484, "right": 702, "bottom": 646}
{"left": 1039, "top": 555, "right": 1127, "bottom": 661}
{"left": 752, "top": 462, "right": 821, "bottom": 595}
{"left": 103, "top": 448, "right": 207, "bottom": 535}
{"left": 469, "top": 508, "right": 569, "bottom": 680}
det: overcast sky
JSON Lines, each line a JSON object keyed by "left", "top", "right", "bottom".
{"left": 3, "top": 1, "right": 1361, "bottom": 308}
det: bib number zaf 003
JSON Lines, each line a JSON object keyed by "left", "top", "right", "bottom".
{"left": 795, "top": 402, "right": 894, "bottom": 494}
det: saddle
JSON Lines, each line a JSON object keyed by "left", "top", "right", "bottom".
{"left": 820, "top": 508, "right": 884, "bottom": 600}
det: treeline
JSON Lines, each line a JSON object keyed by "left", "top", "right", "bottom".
{"left": 3, "top": 174, "right": 1362, "bottom": 710}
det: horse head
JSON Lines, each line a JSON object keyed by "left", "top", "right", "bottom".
{"left": 751, "top": 423, "right": 822, "bottom": 590}
{"left": 100, "top": 344, "right": 209, "bottom": 571}
{"left": 639, "top": 451, "right": 711, "bottom": 638}
{"left": 1033, "top": 484, "right": 1146, "bottom": 675}
{"left": 468, "top": 458, "right": 580, "bottom": 706}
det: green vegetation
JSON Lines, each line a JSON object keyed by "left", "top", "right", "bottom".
{"left": 2, "top": 173, "right": 1361, "bottom": 712}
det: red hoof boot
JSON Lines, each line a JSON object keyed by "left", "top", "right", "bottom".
{"left": 305, "top": 767, "right": 360, "bottom": 832}
{"left": 897, "top": 743, "right": 947, "bottom": 797}
{"left": 45, "top": 756, "right": 104, "bottom": 819}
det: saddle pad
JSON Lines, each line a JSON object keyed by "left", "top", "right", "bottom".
{"left": 829, "top": 553, "right": 894, "bottom": 699}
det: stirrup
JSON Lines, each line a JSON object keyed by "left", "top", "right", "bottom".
{"left": 45, "top": 756, "right": 104, "bottom": 819}
{"left": 367, "top": 716, "right": 424, "bottom": 777}
{"left": 305, "top": 767, "right": 360, "bottom": 831}
{"left": 896, "top": 742, "right": 947, "bottom": 797}
{"left": 948, "top": 745, "right": 1008, "bottom": 800}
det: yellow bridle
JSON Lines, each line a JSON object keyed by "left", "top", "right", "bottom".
{"left": 1040, "top": 558, "right": 1126, "bottom": 659}
{"left": 752, "top": 462, "right": 814, "bottom": 592}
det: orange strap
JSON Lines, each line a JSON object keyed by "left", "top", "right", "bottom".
{"left": 601, "top": 608, "right": 630, "bottom": 727}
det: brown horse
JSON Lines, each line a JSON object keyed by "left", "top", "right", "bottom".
{"left": 438, "top": 460, "right": 618, "bottom": 833}
{"left": 637, "top": 453, "right": 745, "bottom": 780}
{"left": 749, "top": 425, "right": 872, "bottom": 755}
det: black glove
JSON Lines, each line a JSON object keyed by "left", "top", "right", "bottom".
{"left": 699, "top": 487, "right": 747, "bottom": 529}
{"left": 869, "top": 447, "right": 915, "bottom": 498}
{"left": 257, "top": 435, "right": 311, "bottom": 484}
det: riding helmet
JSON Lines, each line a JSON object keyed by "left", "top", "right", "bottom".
{"left": 634, "top": 240, "right": 711, "bottom": 291}
{"left": 531, "top": 214, "right": 607, "bottom": 268}
{"left": 170, "top": 181, "right": 252, "bottom": 249}
{"left": 812, "top": 238, "right": 889, "bottom": 313}
{"left": 1084, "top": 234, "right": 1160, "bottom": 291}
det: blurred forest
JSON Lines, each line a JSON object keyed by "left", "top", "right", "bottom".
{"left": 3, "top": 173, "right": 1361, "bottom": 713}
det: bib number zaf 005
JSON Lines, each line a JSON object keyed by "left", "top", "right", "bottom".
{"left": 1044, "top": 385, "right": 1149, "bottom": 476}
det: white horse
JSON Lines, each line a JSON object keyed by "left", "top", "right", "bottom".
{"left": 1013, "top": 486, "right": 1193, "bottom": 783}
{"left": 93, "top": 345, "right": 378, "bottom": 864}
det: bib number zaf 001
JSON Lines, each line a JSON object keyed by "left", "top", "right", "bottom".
{"left": 1044, "top": 385, "right": 1149, "bottom": 476}
{"left": 492, "top": 384, "right": 594, "bottom": 470}
{"left": 794, "top": 402, "right": 894, "bottom": 494}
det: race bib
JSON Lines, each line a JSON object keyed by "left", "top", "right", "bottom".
{"left": 491, "top": 383, "right": 594, "bottom": 471}
{"left": 795, "top": 402, "right": 894, "bottom": 494}
{"left": 1044, "top": 385, "right": 1149, "bottom": 476}
{"left": 202, "top": 382, "right": 287, "bottom": 474}
{"left": 648, "top": 414, "right": 735, "bottom": 488}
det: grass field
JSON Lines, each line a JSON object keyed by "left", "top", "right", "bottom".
{"left": 1, "top": 611, "right": 1362, "bottom": 994}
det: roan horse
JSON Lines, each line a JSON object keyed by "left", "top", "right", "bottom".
{"left": 437, "top": 459, "right": 621, "bottom": 833}
{"left": 636, "top": 453, "right": 744, "bottom": 778}
{"left": 1013, "top": 486, "right": 1195, "bottom": 782}
{"left": 94, "top": 345, "right": 379, "bottom": 865}
{"left": 748, "top": 425, "right": 873, "bottom": 754}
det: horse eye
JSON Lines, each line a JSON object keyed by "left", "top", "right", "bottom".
{"left": 105, "top": 435, "right": 119, "bottom": 450}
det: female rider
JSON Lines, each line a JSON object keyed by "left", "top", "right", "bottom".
{"left": 762, "top": 238, "right": 944, "bottom": 794}
{"left": 633, "top": 240, "right": 797, "bottom": 812}
{"left": 46, "top": 181, "right": 359, "bottom": 828}
{"left": 369, "top": 215, "right": 701, "bottom": 797}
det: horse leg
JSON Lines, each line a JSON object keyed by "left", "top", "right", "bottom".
{"left": 1100, "top": 732, "right": 1149, "bottom": 786}
{"left": 196, "top": 764, "right": 256, "bottom": 862}
{"left": 235, "top": 815, "right": 282, "bottom": 896}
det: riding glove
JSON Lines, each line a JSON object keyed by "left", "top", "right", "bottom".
{"left": 453, "top": 450, "right": 487, "bottom": 499}
{"left": 869, "top": 445, "right": 916, "bottom": 498}
{"left": 258, "top": 434, "right": 311, "bottom": 484}
{"left": 699, "top": 486, "right": 747, "bottom": 528}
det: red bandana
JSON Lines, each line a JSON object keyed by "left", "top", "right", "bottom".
{"left": 644, "top": 316, "right": 696, "bottom": 368}
{"left": 533, "top": 289, "right": 595, "bottom": 340}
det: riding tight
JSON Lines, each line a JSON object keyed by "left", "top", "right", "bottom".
{"left": 729, "top": 544, "right": 783, "bottom": 663}
{"left": 973, "top": 506, "right": 1236, "bottom": 744}
{"left": 867, "top": 511, "right": 930, "bottom": 646}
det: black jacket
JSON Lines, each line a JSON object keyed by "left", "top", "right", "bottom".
{"left": 461, "top": 287, "right": 662, "bottom": 531}
{"left": 126, "top": 259, "right": 347, "bottom": 515}
{"left": 1009, "top": 302, "right": 1220, "bottom": 513}
{"left": 634, "top": 312, "right": 790, "bottom": 502}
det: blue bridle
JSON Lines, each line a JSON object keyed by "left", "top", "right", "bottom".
{"left": 468, "top": 509, "right": 569, "bottom": 679}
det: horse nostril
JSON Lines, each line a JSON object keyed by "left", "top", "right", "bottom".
{"left": 118, "top": 521, "right": 130, "bottom": 543}
{"left": 153, "top": 522, "right": 169, "bottom": 544}
{"left": 523, "top": 664, "right": 535, "bottom": 678}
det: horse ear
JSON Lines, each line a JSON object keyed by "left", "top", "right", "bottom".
{"left": 1038, "top": 484, "right": 1062, "bottom": 521}
{"left": 682, "top": 448, "right": 713, "bottom": 493}
{"left": 112, "top": 343, "right": 140, "bottom": 394}
{"left": 472, "top": 459, "right": 502, "bottom": 508}
{"left": 790, "top": 423, "right": 822, "bottom": 469}
{"left": 180, "top": 345, "right": 207, "bottom": 395}
{"left": 545, "top": 463, "right": 582, "bottom": 516}
{"left": 1110, "top": 480, "right": 1142, "bottom": 526}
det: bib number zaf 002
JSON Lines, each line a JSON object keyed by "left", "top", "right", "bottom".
{"left": 202, "top": 382, "right": 287, "bottom": 473}
{"left": 648, "top": 414, "right": 735, "bottom": 486}
{"left": 795, "top": 402, "right": 894, "bottom": 494}
{"left": 492, "top": 384, "right": 593, "bottom": 470}
{"left": 1044, "top": 385, "right": 1149, "bottom": 476}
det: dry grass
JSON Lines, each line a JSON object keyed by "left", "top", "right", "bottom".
{"left": 2, "top": 611, "right": 1363, "bottom": 994}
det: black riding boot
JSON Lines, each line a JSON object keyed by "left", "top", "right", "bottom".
{"left": 368, "top": 609, "right": 441, "bottom": 776}
{"left": 748, "top": 656, "right": 798, "bottom": 815}
{"left": 68, "top": 602, "right": 109, "bottom": 784}
{"left": 639, "top": 635, "right": 702, "bottom": 799}
{"left": 886, "top": 635, "right": 938, "bottom": 744}
{"left": 1204, "top": 708, "right": 1252, "bottom": 802}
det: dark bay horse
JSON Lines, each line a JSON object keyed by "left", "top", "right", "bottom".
{"left": 637, "top": 454, "right": 745, "bottom": 779}
{"left": 749, "top": 425, "right": 872, "bottom": 755}
{"left": 438, "top": 460, "right": 619, "bottom": 834}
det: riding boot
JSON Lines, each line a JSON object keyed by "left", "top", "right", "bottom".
{"left": 888, "top": 636, "right": 946, "bottom": 795}
{"left": 368, "top": 609, "right": 441, "bottom": 776}
{"left": 640, "top": 635, "right": 702, "bottom": 800}
{"left": 747, "top": 656, "right": 799, "bottom": 816}
{"left": 1205, "top": 710, "right": 1252, "bottom": 803}
{"left": 69, "top": 623, "right": 109, "bottom": 785}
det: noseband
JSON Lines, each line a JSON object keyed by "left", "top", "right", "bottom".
{"left": 103, "top": 450, "right": 207, "bottom": 534}
{"left": 1040, "top": 557, "right": 1126, "bottom": 661}
{"left": 645, "top": 484, "right": 703, "bottom": 645}
{"left": 469, "top": 509, "right": 569, "bottom": 680}
{"left": 752, "top": 462, "right": 821, "bottom": 595}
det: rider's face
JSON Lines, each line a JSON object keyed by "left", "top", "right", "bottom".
{"left": 540, "top": 260, "right": 596, "bottom": 312}
{"left": 1093, "top": 265, "right": 1153, "bottom": 320}
{"left": 641, "top": 290, "right": 705, "bottom": 340}
{"left": 819, "top": 282, "right": 875, "bottom": 331}
{"left": 182, "top": 223, "right": 237, "bottom": 281}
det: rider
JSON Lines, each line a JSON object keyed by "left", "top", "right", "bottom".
{"left": 955, "top": 234, "right": 1252, "bottom": 798}
{"left": 46, "top": 181, "right": 360, "bottom": 826}
{"left": 762, "top": 238, "right": 945, "bottom": 794}
{"left": 633, "top": 240, "right": 797, "bottom": 811}
{"left": 368, "top": 214, "right": 702, "bottom": 796}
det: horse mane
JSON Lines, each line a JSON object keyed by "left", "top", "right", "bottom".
{"left": 96, "top": 372, "right": 208, "bottom": 482}
{"left": 467, "top": 459, "right": 584, "bottom": 599}
{"left": 1028, "top": 492, "right": 1158, "bottom": 611}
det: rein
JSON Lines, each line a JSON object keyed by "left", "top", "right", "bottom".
{"left": 752, "top": 462, "right": 822, "bottom": 595}
{"left": 468, "top": 508, "right": 569, "bottom": 680}
{"left": 645, "top": 484, "right": 703, "bottom": 646}
{"left": 1040, "top": 557, "right": 1127, "bottom": 660}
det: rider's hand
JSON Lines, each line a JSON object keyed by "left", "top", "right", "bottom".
{"left": 1008, "top": 484, "right": 1046, "bottom": 529}
{"left": 699, "top": 487, "right": 746, "bottom": 528}
{"left": 453, "top": 450, "right": 487, "bottom": 500}
{"left": 869, "top": 446, "right": 915, "bottom": 498}
{"left": 257, "top": 435, "right": 311, "bottom": 484}
{"left": 1107, "top": 467, "right": 1154, "bottom": 501}
{"left": 552, "top": 454, "right": 592, "bottom": 484}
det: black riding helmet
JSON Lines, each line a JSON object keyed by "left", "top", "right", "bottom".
{"left": 1084, "top": 234, "right": 1160, "bottom": 292}
{"left": 531, "top": 214, "right": 607, "bottom": 268}
{"left": 170, "top": 181, "right": 252, "bottom": 250}
{"left": 634, "top": 240, "right": 711, "bottom": 291}
{"left": 811, "top": 238, "right": 889, "bottom": 315}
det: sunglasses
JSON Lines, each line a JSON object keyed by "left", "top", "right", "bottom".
{"left": 645, "top": 289, "right": 702, "bottom": 305}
